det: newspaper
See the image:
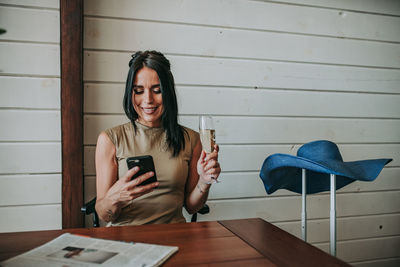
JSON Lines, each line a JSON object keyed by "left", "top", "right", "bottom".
{"left": 0, "top": 233, "right": 178, "bottom": 267}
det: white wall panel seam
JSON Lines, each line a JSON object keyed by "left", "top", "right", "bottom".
{"left": 83, "top": 14, "right": 400, "bottom": 45}
{"left": 350, "top": 256, "right": 400, "bottom": 265}
{"left": 271, "top": 213, "right": 400, "bottom": 224}
{"left": 0, "top": 40, "right": 59, "bottom": 45}
{"left": 84, "top": 82, "right": 400, "bottom": 96}
{"left": 83, "top": 113, "right": 400, "bottom": 119}
{"left": 0, "top": 173, "right": 62, "bottom": 176}
{"left": 312, "top": 235, "right": 400, "bottom": 246}
{"left": 0, "top": 74, "right": 61, "bottom": 78}
{"left": 0, "top": 3, "right": 59, "bottom": 11}
{"left": 0, "top": 108, "right": 60, "bottom": 111}
{"left": 83, "top": 49, "right": 400, "bottom": 71}
{"left": 0, "top": 203, "right": 62, "bottom": 208}
{"left": 252, "top": 0, "right": 400, "bottom": 17}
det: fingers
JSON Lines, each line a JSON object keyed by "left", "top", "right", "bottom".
{"left": 118, "top": 185, "right": 156, "bottom": 202}
{"left": 120, "top": 179, "right": 158, "bottom": 201}
{"left": 122, "top": 166, "right": 140, "bottom": 182}
{"left": 131, "top": 182, "right": 158, "bottom": 197}
{"left": 198, "top": 157, "right": 221, "bottom": 181}
{"left": 129, "top": 170, "right": 158, "bottom": 187}
{"left": 118, "top": 169, "right": 159, "bottom": 201}
{"left": 199, "top": 149, "right": 207, "bottom": 163}
{"left": 202, "top": 159, "right": 218, "bottom": 171}
{"left": 204, "top": 145, "right": 219, "bottom": 162}
{"left": 214, "top": 144, "right": 220, "bottom": 153}
{"left": 199, "top": 144, "right": 221, "bottom": 178}
{"left": 204, "top": 160, "right": 221, "bottom": 176}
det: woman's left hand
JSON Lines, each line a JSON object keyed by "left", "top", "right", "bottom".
{"left": 197, "top": 144, "right": 221, "bottom": 184}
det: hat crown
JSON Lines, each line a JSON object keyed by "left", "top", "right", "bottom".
{"left": 297, "top": 140, "right": 343, "bottom": 162}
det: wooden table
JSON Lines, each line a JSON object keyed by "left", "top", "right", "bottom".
{"left": 0, "top": 218, "right": 348, "bottom": 266}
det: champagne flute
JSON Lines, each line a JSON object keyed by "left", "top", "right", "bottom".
{"left": 199, "top": 116, "right": 219, "bottom": 183}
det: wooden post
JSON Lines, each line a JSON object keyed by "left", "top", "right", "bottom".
{"left": 60, "top": 0, "right": 84, "bottom": 228}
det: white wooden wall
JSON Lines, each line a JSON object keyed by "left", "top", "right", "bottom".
{"left": 82, "top": 0, "right": 400, "bottom": 265}
{"left": 0, "top": 1, "right": 61, "bottom": 232}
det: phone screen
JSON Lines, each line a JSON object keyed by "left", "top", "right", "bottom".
{"left": 126, "top": 155, "right": 157, "bottom": 186}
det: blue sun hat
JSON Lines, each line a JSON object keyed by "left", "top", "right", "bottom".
{"left": 260, "top": 140, "right": 392, "bottom": 194}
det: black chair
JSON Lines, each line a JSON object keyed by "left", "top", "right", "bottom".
{"left": 81, "top": 197, "right": 209, "bottom": 227}
{"left": 190, "top": 204, "right": 210, "bottom": 222}
{"left": 81, "top": 197, "right": 100, "bottom": 227}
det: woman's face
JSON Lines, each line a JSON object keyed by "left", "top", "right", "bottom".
{"left": 132, "top": 66, "right": 164, "bottom": 127}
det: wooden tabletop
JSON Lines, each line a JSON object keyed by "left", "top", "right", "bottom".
{"left": 0, "top": 218, "right": 348, "bottom": 266}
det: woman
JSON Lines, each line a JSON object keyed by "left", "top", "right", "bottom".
{"left": 95, "top": 50, "right": 221, "bottom": 225}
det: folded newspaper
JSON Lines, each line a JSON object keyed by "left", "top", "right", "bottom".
{"left": 0, "top": 233, "right": 178, "bottom": 267}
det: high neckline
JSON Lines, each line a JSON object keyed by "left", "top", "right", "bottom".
{"left": 134, "top": 120, "right": 163, "bottom": 131}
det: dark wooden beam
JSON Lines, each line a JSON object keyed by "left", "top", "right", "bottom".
{"left": 60, "top": 0, "right": 84, "bottom": 228}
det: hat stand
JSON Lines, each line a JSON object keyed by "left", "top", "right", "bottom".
{"left": 301, "top": 169, "right": 336, "bottom": 256}
{"left": 330, "top": 173, "right": 336, "bottom": 256}
{"left": 301, "top": 169, "right": 307, "bottom": 241}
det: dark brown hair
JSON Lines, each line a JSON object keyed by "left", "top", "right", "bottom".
{"left": 123, "top": 50, "right": 185, "bottom": 157}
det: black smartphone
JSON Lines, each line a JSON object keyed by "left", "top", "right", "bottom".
{"left": 126, "top": 155, "right": 157, "bottom": 186}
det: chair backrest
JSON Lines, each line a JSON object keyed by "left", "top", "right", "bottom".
{"left": 81, "top": 198, "right": 209, "bottom": 227}
{"left": 81, "top": 197, "right": 99, "bottom": 227}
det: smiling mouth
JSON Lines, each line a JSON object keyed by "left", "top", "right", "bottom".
{"left": 142, "top": 107, "right": 158, "bottom": 114}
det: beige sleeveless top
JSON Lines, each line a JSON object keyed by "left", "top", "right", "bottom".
{"left": 104, "top": 121, "right": 199, "bottom": 225}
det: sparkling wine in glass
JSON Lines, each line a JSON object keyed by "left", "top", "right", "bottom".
{"left": 199, "top": 116, "right": 219, "bottom": 183}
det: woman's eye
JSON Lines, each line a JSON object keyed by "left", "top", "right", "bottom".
{"left": 153, "top": 88, "right": 162, "bottom": 94}
{"left": 133, "top": 88, "right": 144, "bottom": 94}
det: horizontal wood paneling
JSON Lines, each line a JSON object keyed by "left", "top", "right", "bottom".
{"left": 0, "top": 0, "right": 61, "bottom": 233}
{"left": 273, "top": 0, "right": 400, "bottom": 16}
{"left": 314, "top": 236, "right": 400, "bottom": 263}
{"left": 0, "top": 6, "right": 59, "bottom": 43}
{"left": 181, "top": 116, "right": 400, "bottom": 144}
{"left": 0, "top": 42, "right": 60, "bottom": 76}
{"left": 352, "top": 257, "right": 400, "bottom": 267}
{"left": 0, "top": 143, "right": 61, "bottom": 174}
{"left": 84, "top": 18, "right": 400, "bottom": 68}
{"left": 83, "top": 115, "right": 128, "bottom": 144}
{"left": 83, "top": 115, "right": 400, "bottom": 145}
{"left": 83, "top": 146, "right": 95, "bottom": 175}
{"left": 0, "top": 0, "right": 59, "bottom": 9}
{"left": 171, "top": 56, "right": 400, "bottom": 93}
{"left": 0, "top": 77, "right": 60, "bottom": 109}
{"left": 178, "top": 88, "right": 400, "bottom": 118}
{"left": 0, "top": 110, "right": 60, "bottom": 141}
{"left": 84, "top": 84, "right": 400, "bottom": 118}
{"left": 84, "top": 52, "right": 400, "bottom": 93}
{"left": 84, "top": 176, "right": 96, "bottom": 202}
{"left": 84, "top": 0, "right": 400, "bottom": 42}
{"left": 0, "top": 174, "right": 61, "bottom": 206}
{"left": 193, "top": 191, "right": 400, "bottom": 222}
{"left": 0, "top": 205, "right": 61, "bottom": 233}
{"left": 276, "top": 214, "right": 400, "bottom": 243}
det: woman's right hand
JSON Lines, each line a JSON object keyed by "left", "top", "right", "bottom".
{"left": 104, "top": 167, "right": 159, "bottom": 209}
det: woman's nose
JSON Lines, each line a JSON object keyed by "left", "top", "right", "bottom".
{"left": 143, "top": 89, "right": 154, "bottom": 103}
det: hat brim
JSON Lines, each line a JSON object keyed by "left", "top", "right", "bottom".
{"left": 260, "top": 154, "right": 391, "bottom": 194}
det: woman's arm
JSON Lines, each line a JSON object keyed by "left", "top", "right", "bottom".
{"left": 185, "top": 140, "right": 221, "bottom": 214}
{"left": 95, "top": 132, "right": 159, "bottom": 222}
